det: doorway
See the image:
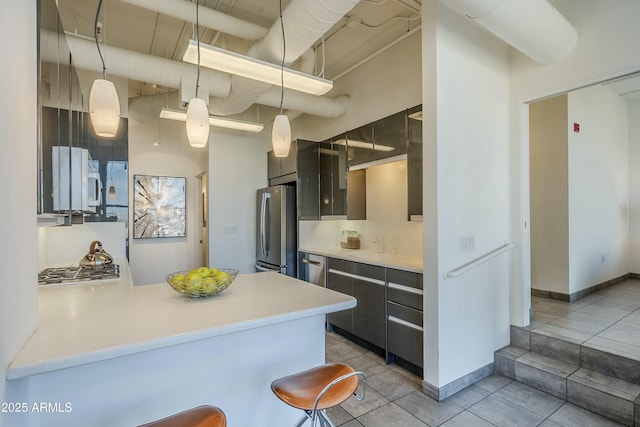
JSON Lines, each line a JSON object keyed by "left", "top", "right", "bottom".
{"left": 195, "top": 172, "right": 209, "bottom": 267}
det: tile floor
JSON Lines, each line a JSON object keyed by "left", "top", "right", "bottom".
{"left": 323, "top": 279, "right": 640, "bottom": 426}
{"left": 324, "top": 331, "right": 624, "bottom": 426}
{"left": 530, "top": 278, "right": 640, "bottom": 361}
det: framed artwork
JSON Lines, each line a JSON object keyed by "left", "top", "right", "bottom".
{"left": 133, "top": 175, "right": 186, "bottom": 239}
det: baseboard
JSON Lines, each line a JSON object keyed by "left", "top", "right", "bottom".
{"left": 422, "top": 362, "right": 495, "bottom": 401}
{"left": 532, "top": 273, "right": 634, "bottom": 303}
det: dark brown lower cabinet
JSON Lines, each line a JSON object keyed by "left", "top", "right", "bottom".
{"left": 352, "top": 263, "right": 386, "bottom": 349}
{"left": 326, "top": 258, "right": 424, "bottom": 369}
{"left": 326, "top": 258, "right": 353, "bottom": 332}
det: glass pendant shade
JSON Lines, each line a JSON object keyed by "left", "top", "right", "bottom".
{"left": 272, "top": 114, "right": 291, "bottom": 158}
{"left": 108, "top": 185, "right": 116, "bottom": 199}
{"left": 186, "top": 98, "right": 210, "bottom": 148}
{"left": 89, "top": 79, "right": 120, "bottom": 137}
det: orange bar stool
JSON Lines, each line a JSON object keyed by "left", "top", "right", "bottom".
{"left": 138, "top": 405, "right": 226, "bottom": 427}
{"left": 271, "top": 363, "right": 367, "bottom": 427}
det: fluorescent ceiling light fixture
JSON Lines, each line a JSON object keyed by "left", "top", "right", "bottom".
{"left": 160, "top": 108, "right": 264, "bottom": 133}
{"left": 183, "top": 40, "right": 333, "bottom": 96}
{"left": 333, "top": 138, "right": 395, "bottom": 152}
{"left": 408, "top": 111, "right": 422, "bottom": 121}
{"left": 349, "top": 154, "right": 408, "bottom": 171}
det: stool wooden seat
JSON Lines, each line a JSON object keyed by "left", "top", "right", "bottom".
{"left": 271, "top": 363, "right": 367, "bottom": 426}
{"left": 139, "top": 405, "right": 226, "bottom": 427}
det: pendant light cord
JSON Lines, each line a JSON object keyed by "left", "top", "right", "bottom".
{"left": 279, "top": 0, "right": 285, "bottom": 115}
{"left": 195, "top": 0, "right": 201, "bottom": 98}
{"left": 94, "top": 0, "right": 107, "bottom": 79}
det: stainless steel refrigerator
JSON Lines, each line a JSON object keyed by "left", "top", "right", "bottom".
{"left": 256, "top": 185, "right": 296, "bottom": 276}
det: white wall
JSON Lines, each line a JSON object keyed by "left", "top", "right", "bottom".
{"left": 298, "top": 160, "right": 423, "bottom": 257}
{"left": 127, "top": 115, "right": 208, "bottom": 284}
{"left": 0, "top": 1, "right": 38, "bottom": 420}
{"left": 295, "top": 30, "right": 423, "bottom": 263}
{"left": 568, "top": 85, "right": 629, "bottom": 293}
{"left": 629, "top": 100, "right": 640, "bottom": 273}
{"left": 509, "top": 0, "right": 640, "bottom": 326}
{"left": 529, "top": 95, "right": 570, "bottom": 294}
{"left": 208, "top": 127, "right": 269, "bottom": 273}
{"left": 426, "top": 3, "right": 511, "bottom": 388}
{"left": 295, "top": 30, "right": 421, "bottom": 141}
{"left": 38, "top": 222, "right": 127, "bottom": 268}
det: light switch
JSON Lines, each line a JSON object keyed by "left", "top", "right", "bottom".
{"left": 460, "top": 236, "right": 475, "bottom": 251}
{"left": 224, "top": 225, "right": 238, "bottom": 234}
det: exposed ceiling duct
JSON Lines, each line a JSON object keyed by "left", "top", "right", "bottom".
{"left": 43, "top": 0, "right": 359, "bottom": 119}
{"left": 127, "top": 85, "right": 350, "bottom": 120}
{"left": 443, "top": 0, "right": 577, "bottom": 64}
{"left": 210, "top": 0, "right": 360, "bottom": 116}
{"left": 41, "top": 29, "right": 350, "bottom": 119}
{"left": 41, "top": 29, "right": 231, "bottom": 98}
{"left": 119, "top": 0, "right": 269, "bottom": 41}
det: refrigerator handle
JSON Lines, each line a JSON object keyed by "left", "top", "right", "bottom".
{"left": 260, "top": 192, "right": 271, "bottom": 257}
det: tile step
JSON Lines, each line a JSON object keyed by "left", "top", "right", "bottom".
{"left": 510, "top": 325, "right": 640, "bottom": 384}
{"left": 495, "top": 348, "right": 640, "bottom": 426}
{"left": 567, "top": 367, "right": 640, "bottom": 427}
{"left": 514, "top": 350, "right": 579, "bottom": 400}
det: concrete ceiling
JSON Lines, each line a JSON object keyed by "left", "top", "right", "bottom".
{"left": 56, "top": 0, "right": 422, "bottom": 99}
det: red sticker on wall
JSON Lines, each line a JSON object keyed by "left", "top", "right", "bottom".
{"left": 573, "top": 123, "right": 580, "bottom": 132}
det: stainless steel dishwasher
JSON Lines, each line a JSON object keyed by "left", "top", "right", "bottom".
{"left": 298, "top": 252, "right": 326, "bottom": 286}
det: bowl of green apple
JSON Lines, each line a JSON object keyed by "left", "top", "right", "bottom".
{"left": 166, "top": 267, "right": 238, "bottom": 298}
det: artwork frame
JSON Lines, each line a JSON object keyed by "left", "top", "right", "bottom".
{"left": 133, "top": 175, "right": 186, "bottom": 239}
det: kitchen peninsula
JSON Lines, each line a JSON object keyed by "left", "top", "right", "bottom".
{"left": 5, "top": 263, "right": 355, "bottom": 427}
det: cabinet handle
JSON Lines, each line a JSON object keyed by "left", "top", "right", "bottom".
{"left": 388, "top": 282, "right": 424, "bottom": 296}
{"left": 328, "top": 268, "right": 385, "bottom": 286}
{"left": 302, "top": 258, "right": 322, "bottom": 266}
{"left": 388, "top": 315, "right": 424, "bottom": 332}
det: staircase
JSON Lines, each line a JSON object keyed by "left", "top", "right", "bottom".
{"left": 495, "top": 325, "right": 640, "bottom": 426}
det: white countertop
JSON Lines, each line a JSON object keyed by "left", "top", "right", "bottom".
{"left": 299, "top": 247, "right": 423, "bottom": 273}
{"left": 7, "top": 264, "right": 355, "bottom": 380}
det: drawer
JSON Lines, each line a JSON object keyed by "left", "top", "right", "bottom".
{"left": 387, "top": 303, "right": 423, "bottom": 368}
{"left": 353, "top": 262, "right": 385, "bottom": 281}
{"left": 387, "top": 282, "right": 423, "bottom": 311}
{"left": 327, "top": 257, "right": 352, "bottom": 273}
{"left": 387, "top": 268, "right": 423, "bottom": 290}
{"left": 387, "top": 301, "right": 423, "bottom": 327}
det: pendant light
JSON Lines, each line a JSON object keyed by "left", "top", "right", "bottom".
{"left": 89, "top": 0, "right": 120, "bottom": 138}
{"left": 185, "top": 0, "right": 209, "bottom": 148}
{"left": 272, "top": 0, "right": 291, "bottom": 158}
{"left": 108, "top": 159, "right": 116, "bottom": 199}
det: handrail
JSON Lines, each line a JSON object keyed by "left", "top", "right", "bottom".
{"left": 443, "top": 242, "right": 514, "bottom": 279}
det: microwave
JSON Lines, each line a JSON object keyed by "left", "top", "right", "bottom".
{"left": 52, "top": 147, "right": 101, "bottom": 212}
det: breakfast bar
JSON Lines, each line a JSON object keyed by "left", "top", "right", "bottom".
{"left": 5, "top": 264, "right": 355, "bottom": 427}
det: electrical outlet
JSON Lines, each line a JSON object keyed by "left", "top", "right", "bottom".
{"left": 460, "top": 236, "right": 475, "bottom": 251}
{"left": 223, "top": 225, "right": 238, "bottom": 234}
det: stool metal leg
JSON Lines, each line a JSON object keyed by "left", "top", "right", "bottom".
{"left": 317, "top": 410, "right": 335, "bottom": 427}
{"left": 294, "top": 413, "right": 309, "bottom": 427}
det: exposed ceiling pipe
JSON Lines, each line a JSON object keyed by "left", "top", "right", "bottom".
{"left": 119, "top": 0, "right": 268, "bottom": 41}
{"left": 297, "top": 48, "right": 317, "bottom": 75}
{"left": 443, "top": 0, "right": 577, "bottom": 64}
{"left": 127, "top": 87, "right": 350, "bottom": 119}
{"left": 257, "top": 88, "right": 350, "bottom": 118}
{"left": 211, "top": 0, "right": 359, "bottom": 116}
{"left": 42, "top": 21, "right": 350, "bottom": 119}
{"left": 41, "top": 30, "right": 231, "bottom": 98}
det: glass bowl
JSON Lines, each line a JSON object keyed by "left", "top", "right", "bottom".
{"left": 166, "top": 268, "right": 238, "bottom": 298}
